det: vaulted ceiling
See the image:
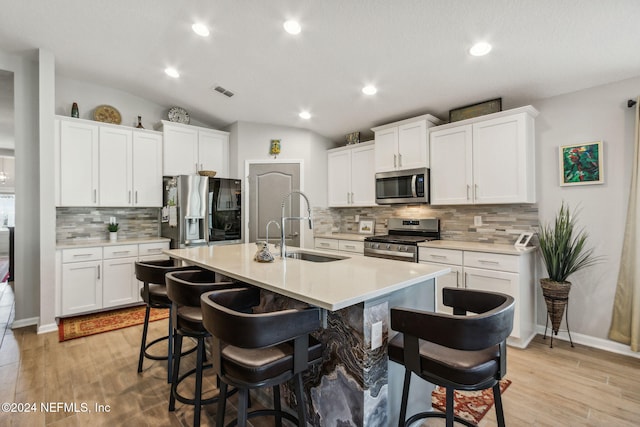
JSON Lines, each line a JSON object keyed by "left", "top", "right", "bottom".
{"left": 1, "top": 0, "right": 639, "bottom": 141}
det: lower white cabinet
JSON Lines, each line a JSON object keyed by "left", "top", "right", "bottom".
{"left": 315, "top": 237, "right": 364, "bottom": 256}
{"left": 419, "top": 245, "right": 535, "bottom": 348}
{"left": 58, "top": 241, "right": 170, "bottom": 316}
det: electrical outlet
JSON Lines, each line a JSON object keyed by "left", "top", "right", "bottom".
{"left": 474, "top": 216, "right": 483, "bottom": 226}
{"left": 355, "top": 214, "right": 360, "bottom": 222}
{"left": 371, "top": 321, "right": 383, "bottom": 350}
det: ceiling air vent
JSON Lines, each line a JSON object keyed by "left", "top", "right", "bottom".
{"left": 212, "top": 85, "right": 235, "bottom": 98}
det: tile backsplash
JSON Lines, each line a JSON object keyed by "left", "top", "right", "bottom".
{"left": 313, "top": 204, "right": 538, "bottom": 245}
{"left": 56, "top": 207, "right": 160, "bottom": 243}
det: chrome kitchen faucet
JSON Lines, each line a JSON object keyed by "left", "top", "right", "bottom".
{"left": 280, "top": 190, "right": 313, "bottom": 258}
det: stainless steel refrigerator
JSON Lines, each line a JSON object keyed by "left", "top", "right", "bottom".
{"left": 161, "top": 175, "right": 209, "bottom": 248}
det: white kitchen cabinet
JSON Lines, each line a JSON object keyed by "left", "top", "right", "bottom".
{"left": 61, "top": 247, "right": 103, "bottom": 315}
{"left": 161, "top": 121, "right": 229, "bottom": 177}
{"left": 418, "top": 244, "right": 535, "bottom": 348}
{"left": 429, "top": 106, "right": 538, "bottom": 205}
{"left": 315, "top": 237, "right": 364, "bottom": 256}
{"left": 56, "top": 116, "right": 163, "bottom": 207}
{"left": 57, "top": 240, "right": 170, "bottom": 316}
{"left": 59, "top": 120, "right": 99, "bottom": 206}
{"left": 327, "top": 142, "right": 375, "bottom": 207}
{"left": 372, "top": 114, "right": 442, "bottom": 172}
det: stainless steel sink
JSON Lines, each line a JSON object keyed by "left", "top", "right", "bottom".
{"left": 285, "top": 251, "right": 348, "bottom": 262}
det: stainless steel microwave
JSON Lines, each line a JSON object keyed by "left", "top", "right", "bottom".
{"left": 375, "top": 168, "right": 429, "bottom": 204}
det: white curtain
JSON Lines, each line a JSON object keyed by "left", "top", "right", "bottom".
{"left": 610, "top": 96, "right": 640, "bottom": 351}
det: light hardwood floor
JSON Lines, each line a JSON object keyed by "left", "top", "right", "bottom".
{"left": 0, "top": 281, "right": 639, "bottom": 426}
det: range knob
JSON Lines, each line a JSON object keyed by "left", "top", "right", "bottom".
{"left": 386, "top": 244, "right": 391, "bottom": 250}
{"left": 374, "top": 243, "right": 380, "bottom": 249}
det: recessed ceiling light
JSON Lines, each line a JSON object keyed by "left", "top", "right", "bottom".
{"left": 469, "top": 42, "right": 492, "bottom": 56}
{"left": 192, "top": 23, "right": 210, "bottom": 37}
{"left": 299, "top": 111, "right": 311, "bottom": 119}
{"left": 362, "top": 85, "right": 377, "bottom": 95}
{"left": 283, "top": 20, "right": 302, "bottom": 35}
{"left": 164, "top": 67, "right": 180, "bottom": 78}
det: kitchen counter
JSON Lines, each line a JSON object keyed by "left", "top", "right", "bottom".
{"left": 313, "top": 232, "right": 370, "bottom": 242}
{"left": 165, "top": 242, "right": 449, "bottom": 426}
{"left": 419, "top": 239, "right": 536, "bottom": 255}
{"left": 56, "top": 237, "right": 170, "bottom": 250}
{"left": 164, "top": 243, "right": 449, "bottom": 311}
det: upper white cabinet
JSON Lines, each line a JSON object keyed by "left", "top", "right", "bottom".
{"left": 161, "top": 121, "right": 229, "bottom": 177}
{"left": 56, "top": 116, "right": 163, "bottom": 207}
{"left": 429, "top": 106, "right": 538, "bottom": 205}
{"left": 372, "top": 114, "right": 442, "bottom": 172}
{"left": 327, "top": 142, "right": 375, "bottom": 207}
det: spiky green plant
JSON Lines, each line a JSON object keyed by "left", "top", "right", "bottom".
{"left": 107, "top": 223, "right": 119, "bottom": 232}
{"left": 538, "top": 203, "right": 601, "bottom": 282}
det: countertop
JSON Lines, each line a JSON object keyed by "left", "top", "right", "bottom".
{"left": 164, "top": 243, "right": 450, "bottom": 311}
{"left": 418, "top": 240, "right": 536, "bottom": 255}
{"left": 314, "top": 233, "right": 370, "bottom": 241}
{"left": 56, "top": 237, "right": 170, "bottom": 250}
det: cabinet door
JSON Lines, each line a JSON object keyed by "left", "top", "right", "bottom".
{"left": 163, "top": 124, "right": 198, "bottom": 175}
{"left": 60, "top": 121, "right": 99, "bottom": 206}
{"left": 374, "top": 127, "right": 398, "bottom": 172}
{"left": 327, "top": 149, "right": 351, "bottom": 207}
{"left": 398, "top": 120, "right": 428, "bottom": 169}
{"left": 102, "top": 256, "right": 138, "bottom": 308}
{"left": 473, "top": 114, "right": 531, "bottom": 203}
{"left": 350, "top": 144, "right": 375, "bottom": 206}
{"left": 199, "top": 130, "right": 229, "bottom": 177}
{"left": 61, "top": 260, "right": 102, "bottom": 315}
{"left": 133, "top": 132, "right": 163, "bottom": 206}
{"left": 429, "top": 125, "right": 473, "bottom": 205}
{"left": 430, "top": 263, "right": 463, "bottom": 314}
{"left": 99, "top": 126, "right": 133, "bottom": 206}
{"left": 464, "top": 266, "right": 521, "bottom": 338}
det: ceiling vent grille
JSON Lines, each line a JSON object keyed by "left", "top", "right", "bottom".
{"left": 212, "top": 85, "right": 235, "bottom": 98}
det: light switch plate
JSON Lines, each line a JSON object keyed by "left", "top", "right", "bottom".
{"left": 474, "top": 216, "right": 483, "bottom": 226}
{"left": 371, "top": 321, "right": 383, "bottom": 350}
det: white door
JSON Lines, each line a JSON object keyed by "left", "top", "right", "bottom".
{"left": 374, "top": 127, "right": 398, "bottom": 172}
{"left": 398, "top": 120, "right": 427, "bottom": 169}
{"left": 327, "top": 150, "right": 351, "bottom": 207}
{"left": 163, "top": 124, "right": 198, "bottom": 175}
{"left": 99, "top": 126, "right": 132, "bottom": 206}
{"left": 350, "top": 144, "right": 375, "bottom": 206}
{"left": 60, "top": 121, "right": 99, "bottom": 206}
{"left": 430, "top": 125, "right": 473, "bottom": 205}
{"left": 132, "top": 132, "right": 162, "bottom": 207}
{"left": 199, "top": 130, "right": 229, "bottom": 177}
{"left": 102, "top": 256, "right": 138, "bottom": 308}
{"left": 247, "top": 163, "right": 301, "bottom": 247}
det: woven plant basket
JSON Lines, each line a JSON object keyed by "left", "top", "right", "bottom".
{"left": 540, "top": 278, "right": 572, "bottom": 334}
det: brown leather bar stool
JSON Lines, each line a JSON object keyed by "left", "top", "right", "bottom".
{"left": 135, "top": 259, "right": 196, "bottom": 382}
{"left": 165, "top": 269, "right": 240, "bottom": 427}
{"left": 200, "top": 287, "right": 323, "bottom": 427}
{"left": 388, "top": 287, "right": 515, "bottom": 427}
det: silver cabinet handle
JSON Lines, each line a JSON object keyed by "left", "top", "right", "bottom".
{"left": 195, "top": 162, "right": 198, "bottom": 172}
{"left": 478, "top": 259, "right": 500, "bottom": 265}
{"left": 319, "top": 242, "right": 330, "bottom": 247}
{"left": 135, "top": 191, "right": 138, "bottom": 204}
{"left": 398, "top": 153, "right": 402, "bottom": 167}
{"left": 351, "top": 192, "right": 354, "bottom": 204}
{"left": 429, "top": 254, "right": 447, "bottom": 259}
{"left": 112, "top": 251, "right": 131, "bottom": 255}
{"left": 466, "top": 185, "right": 471, "bottom": 200}
{"left": 94, "top": 189, "right": 97, "bottom": 203}
{"left": 200, "top": 163, "right": 203, "bottom": 171}
{"left": 146, "top": 248, "right": 162, "bottom": 253}
{"left": 455, "top": 270, "right": 460, "bottom": 287}
{"left": 97, "top": 265, "right": 100, "bottom": 279}
{"left": 474, "top": 184, "right": 478, "bottom": 200}
{"left": 128, "top": 190, "right": 132, "bottom": 204}
{"left": 73, "top": 253, "right": 93, "bottom": 258}
{"left": 393, "top": 154, "right": 397, "bottom": 168}
{"left": 345, "top": 245, "right": 356, "bottom": 249}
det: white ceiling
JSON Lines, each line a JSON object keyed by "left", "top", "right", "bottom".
{"left": 1, "top": 0, "right": 640, "bottom": 141}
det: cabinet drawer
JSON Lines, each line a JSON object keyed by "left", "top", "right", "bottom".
{"left": 139, "top": 242, "right": 170, "bottom": 257}
{"left": 419, "top": 247, "right": 463, "bottom": 265}
{"left": 62, "top": 247, "right": 102, "bottom": 263}
{"left": 464, "top": 251, "right": 519, "bottom": 273}
{"left": 103, "top": 244, "right": 139, "bottom": 259}
{"left": 338, "top": 240, "right": 364, "bottom": 254}
{"left": 315, "top": 238, "right": 339, "bottom": 251}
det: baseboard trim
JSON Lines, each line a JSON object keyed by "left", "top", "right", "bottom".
{"left": 37, "top": 322, "right": 58, "bottom": 334}
{"left": 534, "top": 325, "right": 640, "bottom": 359}
{"left": 11, "top": 317, "right": 39, "bottom": 329}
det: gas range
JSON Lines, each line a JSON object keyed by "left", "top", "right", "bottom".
{"left": 364, "top": 218, "right": 440, "bottom": 262}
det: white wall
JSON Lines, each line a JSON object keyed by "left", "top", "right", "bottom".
{"left": 534, "top": 75, "right": 640, "bottom": 341}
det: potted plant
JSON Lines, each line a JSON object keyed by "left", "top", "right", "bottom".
{"left": 107, "top": 221, "right": 119, "bottom": 242}
{"left": 537, "top": 202, "right": 601, "bottom": 338}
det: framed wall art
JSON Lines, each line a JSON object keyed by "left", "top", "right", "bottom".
{"left": 559, "top": 141, "right": 604, "bottom": 186}
{"left": 358, "top": 219, "right": 375, "bottom": 234}
{"left": 514, "top": 232, "right": 534, "bottom": 248}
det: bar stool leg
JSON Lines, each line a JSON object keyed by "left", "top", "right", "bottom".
{"left": 493, "top": 382, "right": 506, "bottom": 427}
{"left": 273, "top": 385, "right": 282, "bottom": 427}
{"left": 169, "top": 333, "right": 182, "bottom": 411}
{"left": 193, "top": 337, "right": 205, "bottom": 427}
{"left": 167, "top": 307, "right": 173, "bottom": 383}
{"left": 237, "top": 388, "right": 249, "bottom": 427}
{"left": 398, "top": 370, "right": 411, "bottom": 427}
{"left": 294, "top": 373, "right": 307, "bottom": 426}
{"left": 216, "top": 381, "right": 228, "bottom": 427}
{"left": 137, "top": 305, "right": 152, "bottom": 373}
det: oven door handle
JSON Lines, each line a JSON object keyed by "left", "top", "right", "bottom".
{"left": 411, "top": 175, "right": 417, "bottom": 197}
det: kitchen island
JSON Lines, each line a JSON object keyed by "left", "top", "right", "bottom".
{"left": 165, "top": 243, "right": 450, "bottom": 427}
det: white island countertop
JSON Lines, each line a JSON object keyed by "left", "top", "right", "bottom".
{"left": 164, "top": 243, "right": 450, "bottom": 311}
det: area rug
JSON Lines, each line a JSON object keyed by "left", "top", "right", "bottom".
{"left": 58, "top": 305, "right": 169, "bottom": 342}
{"left": 431, "top": 378, "right": 511, "bottom": 425}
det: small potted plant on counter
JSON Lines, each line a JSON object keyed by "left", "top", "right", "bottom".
{"left": 537, "top": 202, "right": 601, "bottom": 347}
{"left": 107, "top": 219, "right": 119, "bottom": 242}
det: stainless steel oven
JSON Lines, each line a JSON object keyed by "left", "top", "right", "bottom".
{"left": 375, "top": 168, "right": 429, "bottom": 204}
{"left": 364, "top": 218, "right": 439, "bottom": 262}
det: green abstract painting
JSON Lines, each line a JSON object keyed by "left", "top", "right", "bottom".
{"left": 560, "top": 141, "right": 603, "bottom": 186}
